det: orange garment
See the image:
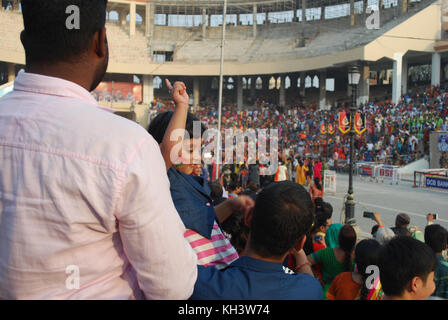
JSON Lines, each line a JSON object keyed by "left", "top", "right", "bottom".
{"left": 326, "top": 272, "right": 361, "bottom": 300}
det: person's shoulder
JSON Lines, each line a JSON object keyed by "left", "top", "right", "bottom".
{"left": 290, "top": 273, "right": 323, "bottom": 299}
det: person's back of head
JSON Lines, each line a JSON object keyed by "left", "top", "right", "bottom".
{"left": 354, "top": 239, "right": 381, "bottom": 300}
{"left": 424, "top": 224, "right": 448, "bottom": 254}
{"left": 147, "top": 111, "right": 206, "bottom": 145}
{"left": 249, "top": 181, "right": 314, "bottom": 258}
{"left": 209, "top": 181, "right": 223, "bottom": 201}
{"left": 20, "top": 0, "right": 109, "bottom": 91}
{"left": 378, "top": 236, "right": 438, "bottom": 300}
{"left": 338, "top": 224, "right": 357, "bottom": 272}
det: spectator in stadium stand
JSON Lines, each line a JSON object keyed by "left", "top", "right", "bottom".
{"left": 391, "top": 213, "right": 412, "bottom": 237}
{"left": 307, "top": 224, "right": 356, "bottom": 299}
{"left": 313, "top": 158, "right": 323, "bottom": 181}
{"left": 379, "top": 236, "right": 438, "bottom": 300}
{"left": 440, "top": 152, "right": 448, "bottom": 169}
{"left": 147, "top": 81, "right": 254, "bottom": 270}
{"left": 309, "top": 177, "right": 324, "bottom": 204}
{"left": 306, "top": 159, "right": 314, "bottom": 187}
{"left": 189, "top": 181, "right": 323, "bottom": 300}
{"left": 209, "top": 181, "right": 226, "bottom": 206}
{"left": 369, "top": 212, "right": 396, "bottom": 245}
{"left": 327, "top": 239, "right": 383, "bottom": 300}
{"left": 0, "top": 0, "right": 198, "bottom": 299}
{"left": 424, "top": 224, "right": 448, "bottom": 299}
{"left": 295, "top": 158, "right": 308, "bottom": 186}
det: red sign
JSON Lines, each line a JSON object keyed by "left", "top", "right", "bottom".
{"left": 92, "top": 82, "right": 142, "bottom": 103}
{"left": 338, "top": 112, "right": 350, "bottom": 134}
{"left": 354, "top": 113, "right": 367, "bottom": 135}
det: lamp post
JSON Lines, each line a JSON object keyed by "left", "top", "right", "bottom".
{"left": 345, "top": 65, "right": 360, "bottom": 225}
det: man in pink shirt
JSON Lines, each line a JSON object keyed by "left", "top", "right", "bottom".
{"left": 0, "top": 0, "right": 197, "bottom": 299}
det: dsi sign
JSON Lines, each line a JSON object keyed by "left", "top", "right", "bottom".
{"left": 425, "top": 175, "right": 448, "bottom": 190}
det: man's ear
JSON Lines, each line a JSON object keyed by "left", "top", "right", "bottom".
{"left": 93, "top": 27, "right": 107, "bottom": 58}
{"left": 409, "top": 276, "right": 421, "bottom": 295}
{"left": 293, "top": 235, "right": 307, "bottom": 252}
{"left": 244, "top": 206, "right": 254, "bottom": 228}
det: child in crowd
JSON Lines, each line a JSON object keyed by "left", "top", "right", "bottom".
{"left": 327, "top": 239, "right": 383, "bottom": 300}
{"left": 378, "top": 236, "right": 437, "bottom": 300}
{"left": 190, "top": 181, "right": 322, "bottom": 300}
{"left": 424, "top": 224, "right": 448, "bottom": 299}
{"left": 307, "top": 224, "right": 356, "bottom": 299}
{"left": 148, "top": 79, "right": 253, "bottom": 269}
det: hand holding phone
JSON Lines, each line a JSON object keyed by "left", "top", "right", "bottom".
{"left": 363, "top": 211, "right": 375, "bottom": 220}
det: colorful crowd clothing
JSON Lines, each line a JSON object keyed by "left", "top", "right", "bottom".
{"left": 190, "top": 256, "right": 323, "bottom": 300}
{"left": 167, "top": 166, "right": 238, "bottom": 270}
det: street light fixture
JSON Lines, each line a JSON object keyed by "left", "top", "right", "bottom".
{"left": 345, "top": 65, "right": 361, "bottom": 225}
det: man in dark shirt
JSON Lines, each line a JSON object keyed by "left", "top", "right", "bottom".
{"left": 190, "top": 181, "right": 323, "bottom": 300}
{"left": 391, "top": 213, "right": 412, "bottom": 237}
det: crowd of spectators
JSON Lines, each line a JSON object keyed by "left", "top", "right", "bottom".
{"left": 1, "top": 0, "right": 447, "bottom": 302}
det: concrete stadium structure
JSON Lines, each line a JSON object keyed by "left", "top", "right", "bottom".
{"left": 0, "top": 0, "right": 447, "bottom": 128}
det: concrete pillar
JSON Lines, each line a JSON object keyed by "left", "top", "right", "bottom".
{"left": 358, "top": 65, "right": 370, "bottom": 106}
{"left": 253, "top": 4, "right": 257, "bottom": 38}
{"left": 401, "top": 0, "right": 408, "bottom": 14}
{"left": 279, "top": 75, "right": 286, "bottom": 107}
{"left": 432, "top": 52, "right": 441, "bottom": 87}
{"left": 319, "top": 71, "right": 326, "bottom": 110}
{"left": 193, "top": 78, "right": 200, "bottom": 107}
{"left": 302, "top": 0, "right": 307, "bottom": 22}
{"left": 250, "top": 76, "right": 256, "bottom": 99}
{"left": 350, "top": 0, "right": 355, "bottom": 26}
{"left": 145, "top": 3, "right": 154, "bottom": 37}
{"left": 299, "top": 72, "right": 306, "bottom": 98}
{"left": 7, "top": 63, "right": 15, "bottom": 82}
{"left": 143, "top": 74, "right": 154, "bottom": 106}
{"left": 392, "top": 52, "right": 404, "bottom": 104}
{"left": 130, "top": 1, "right": 136, "bottom": 37}
{"left": 402, "top": 56, "right": 408, "bottom": 95}
{"left": 237, "top": 76, "right": 243, "bottom": 110}
{"left": 202, "top": 8, "right": 207, "bottom": 39}
{"left": 119, "top": 8, "right": 127, "bottom": 26}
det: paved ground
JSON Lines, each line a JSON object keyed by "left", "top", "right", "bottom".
{"left": 322, "top": 173, "right": 448, "bottom": 240}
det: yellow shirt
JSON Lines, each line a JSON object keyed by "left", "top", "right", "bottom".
{"left": 295, "top": 165, "right": 308, "bottom": 185}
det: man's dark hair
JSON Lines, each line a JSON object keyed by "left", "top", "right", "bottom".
{"left": 249, "top": 181, "right": 314, "bottom": 258}
{"left": 378, "top": 236, "right": 438, "bottom": 297}
{"left": 20, "top": 0, "right": 108, "bottom": 64}
{"left": 148, "top": 111, "right": 206, "bottom": 144}
{"left": 424, "top": 224, "right": 448, "bottom": 254}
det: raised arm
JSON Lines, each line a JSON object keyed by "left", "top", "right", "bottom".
{"left": 160, "top": 79, "right": 190, "bottom": 171}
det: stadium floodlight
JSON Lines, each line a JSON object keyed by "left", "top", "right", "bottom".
{"left": 348, "top": 65, "right": 361, "bottom": 86}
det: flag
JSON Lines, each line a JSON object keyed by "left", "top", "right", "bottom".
{"left": 338, "top": 112, "right": 350, "bottom": 134}
{"left": 354, "top": 113, "right": 367, "bottom": 135}
{"left": 320, "top": 123, "right": 327, "bottom": 135}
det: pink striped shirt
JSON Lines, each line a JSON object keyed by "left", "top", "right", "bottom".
{"left": 185, "top": 221, "right": 238, "bottom": 270}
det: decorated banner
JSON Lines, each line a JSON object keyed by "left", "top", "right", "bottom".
{"left": 328, "top": 123, "right": 335, "bottom": 135}
{"left": 338, "top": 112, "right": 350, "bottom": 134}
{"left": 354, "top": 113, "right": 367, "bottom": 135}
{"left": 320, "top": 123, "right": 327, "bottom": 135}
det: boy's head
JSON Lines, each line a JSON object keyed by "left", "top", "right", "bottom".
{"left": 378, "top": 236, "right": 437, "bottom": 300}
{"left": 148, "top": 111, "right": 206, "bottom": 175}
{"left": 424, "top": 224, "right": 448, "bottom": 254}
{"left": 247, "top": 181, "right": 314, "bottom": 259}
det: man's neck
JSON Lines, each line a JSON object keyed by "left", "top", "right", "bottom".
{"left": 26, "top": 62, "right": 92, "bottom": 92}
{"left": 241, "top": 247, "right": 286, "bottom": 264}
